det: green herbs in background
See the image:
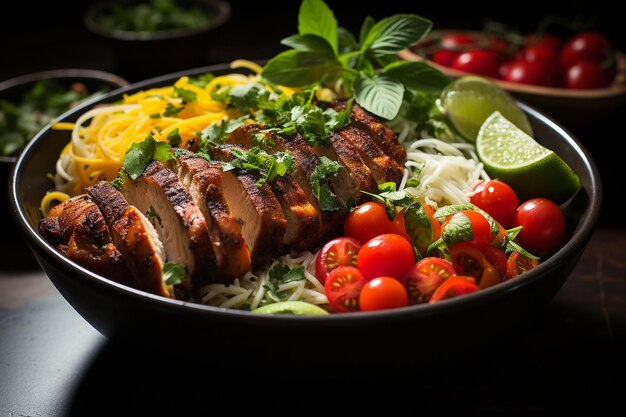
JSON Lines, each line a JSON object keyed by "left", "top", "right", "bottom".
{"left": 261, "top": 0, "right": 451, "bottom": 121}
{"left": 0, "top": 80, "right": 109, "bottom": 157}
{"left": 95, "top": 0, "right": 215, "bottom": 33}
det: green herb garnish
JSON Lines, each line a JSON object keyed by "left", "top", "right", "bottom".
{"left": 122, "top": 135, "right": 172, "bottom": 180}
{"left": 221, "top": 147, "right": 295, "bottom": 188}
{"left": 163, "top": 262, "right": 186, "bottom": 286}
{"left": 309, "top": 156, "right": 342, "bottom": 211}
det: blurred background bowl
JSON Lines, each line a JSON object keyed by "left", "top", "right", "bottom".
{"left": 84, "top": 0, "right": 231, "bottom": 80}
{"left": 1, "top": 68, "right": 128, "bottom": 270}
{"left": 400, "top": 29, "right": 626, "bottom": 131}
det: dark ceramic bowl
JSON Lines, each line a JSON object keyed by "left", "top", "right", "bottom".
{"left": 1, "top": 68, "right": 128, "bottom": 270}
{"left": 84, "top": 0, "right": 231, "bottom": 80}
{"left": 9, "top": 64, "right": 602, "bottom": 366}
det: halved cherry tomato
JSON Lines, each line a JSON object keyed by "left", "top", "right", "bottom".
{"left": 442, "top": 210, "right": 492, "bottom": 250}
{"left": 506, "top": 251, "right": 540, "bottom": 279}
{"left": 470, "top": 180, "right": 520, "bottom": 229}
{"left": 315, "top": 237, "right": 361, "bottom": 285}
{"left": 429, "top": 276, "right": 479, "bottom": 303}
{"left": 403, "top": 257, "right": 456, "bottom": 304}
{"left": 357, "top": 234, "right": 415, "bottom": 281}
{"left": 324, "top": 266, "right": 367, "bottom": 313}
{"left": 359, "top": 277, "right": 408, "bottom": 311}
{"left": 483, "top": 246, "right": 507, "bottom": 277}
{"left": 450, "top": 246, "right": 501, "bottom": 289}
{"left": 344, "top": 202, "right": 407, "bottom": 244}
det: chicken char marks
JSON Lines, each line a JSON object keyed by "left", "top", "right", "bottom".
{"left": 120, "top": 161, "right": 214, "bottom": 293}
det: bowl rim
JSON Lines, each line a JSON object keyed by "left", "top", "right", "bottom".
{"left": 83, "top": 0, "right": 232, "bottom": 41}
{"left": 8, "top": 63, "right": 603, "bottom": 326}
{"left": 0, "top": 68, "right": 130, "bottom": 164}
{"left": 402, "top": 28, "right": 626, "bottom": 98}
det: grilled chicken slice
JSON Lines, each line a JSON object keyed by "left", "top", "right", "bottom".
{"left": 119, "top": 161, "right": 214, "bottom": 293}
{"left": 86, "top": 182, "right": 169, "bottom": 297}
{"left": 337, "top": 125, "right": 404, "bottom": 184}
{"left": 38, "top": 195, "right": 134, "bottom": 287}
{"left": 211, "top": 145, "right": 287, "bottom": 265}
{"left": 172, "top": 153, "right": 251, "bottom": 281}
{"left": 334, "top": 101, "right": 407, "bottom": 165}
{"left": 312, "top": 132, "right": 378, "bottom": 205}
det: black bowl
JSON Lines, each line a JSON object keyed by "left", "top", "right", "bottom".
{"left": 84, "top": 0, "right": 231, "bottom": 80}
{"left": 1, "top": 68, "right": 129, "bottom": 270}
{"left": 9, "top": 64, "right": 602, "bottom": 367}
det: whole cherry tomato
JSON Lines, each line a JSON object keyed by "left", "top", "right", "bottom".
{"left": 344, "top": 202, "right": 407, "bottom": 244}
{"left": 517, "top": 44, "right": 561, "bottom": 81}
{"left": 512, "top": 198, "right": 566, "bottom": 255}
{"left": 315, "top": 237, "right": 361, "bottom": 285}
{"left": 431, "top": 50, "right": 459, "bottom": 67}
{"left": 359, "top": 277, "right": 408, "bottom": 311}
{"left": 357, "top": 234, "right": 415, "bottom": 281}
{"left": 429, "top": 276, "right": 479, "bottom": 303}
{"left": 524, "top": 33, "right": 563, "bottom": 53}
{"left": 503, "top": 61, "right": 554, "bottom": 86}
{"left": 451, "top": 49, "right": 503, "bottom": 78}
{"left": 442, "top": 210, "right": 492, "bottom": 251}
{"left": 440, "top": 33, "right": 476, "bottom": 50}
{"left": 470, "top": 179, "right": 519, "bottom": 228}
{"left": 564, "top": 61, "right": 610, "bottom": 89}
{"left": 561, "top": 31, "right": 612, "bottom": 68}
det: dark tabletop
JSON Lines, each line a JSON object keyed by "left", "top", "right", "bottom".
{"left": 2, "top": 1, "right": 625, "bottom": 416}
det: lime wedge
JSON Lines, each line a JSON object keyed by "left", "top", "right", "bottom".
{"left": 440, "top": 76, "right": 533, "bottom": 142}
{"left": 476, "top": 111, "right": 580, "bottom": 204}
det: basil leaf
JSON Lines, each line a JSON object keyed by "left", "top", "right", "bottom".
{"left": 383, "top": 61, "right": 451, "bottom": 94}
{"left": 163, "top": 262, "right": 186, "bottom": 286}
{"left": 337, "top": 27, "right": 358, "bottom": 53}
{"left": 359, "top": 15, "right": 376, "bottom": 47}
{"left": 353, "top": 73, "right": 404, "bottom": 120}
{"left": 261, "top": 50, "right": 341, "bottom": 87}
{"left": 362, "top": 14, "right": 432, "bottom": 57}
{"left": 123, "top": 136, "right": 157, "bottom": 180}
{"left": 281, "top": 34, "right": 336, "bottom": 56}
{"left": 298, "top": 0, "right": 338, "bottom": 54}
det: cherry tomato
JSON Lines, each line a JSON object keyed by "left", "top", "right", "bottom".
{"left": 429, "top": 276, "right": 479, "bottom": 303}
{"left": 315, "top": 237, "right": 361, "bottom": 285}
{"left": 470, "top": 179, "right": 519, "bottom": 228}
{"left": 503, "top": 60, "right": 553, "bottom": 86}
{"left": 450, "top": 245, "right": 500, "bottom": 288}
{"left": 483, "top": 246, "right": 507, "bottom": 277}
{"left": 561, "top": 31, "right": 611, "bottom": 68}
{"left": 403, "top": 257, "right": 456, "bottom": 304}
{"left": 451, "top": 49, "right": 503, "bottom": 78}
{"left": 517, "top": 44, "right": 561, "bottom": 81}
{"left": 431, "top": 50, "right": 459, "bottom": 67}
{"left": 512, "top": 198, "right": 565, "bottom": 255}
{"left": 440, "top": 33, "right": 476, "bottom": 50}
{"left": 488, "top": 37, "right": 508, "bottom": 52}
{"left": 442, "top": 210, "right": 492, "bottom": 250}
{"left": 359, "top": 277, "right": 408, "bottom": 311}
{"left": 499, "top": 60, "right": 514, "bottom": 79}
{"left": 505, "top": 252, "right": 540, "bottom": 279}
{"left": 525, "top": 33, "right": 563, "bottom": 53}
{"left": 564, "top": 61, "right": 610, "bottom": 89}
{"left": 324, "top": 266, "right": 367, "bottom": 313}
{"left": 344, "top": 202, "right": 406, "bottom": 244}
{"left": 357, "top": 234, "right": 415, "bottom": 281}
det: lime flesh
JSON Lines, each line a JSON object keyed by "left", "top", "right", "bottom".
{"left": 252, "top": 301, "right": 329, "bottom": 315}
{"left": 440, "top": 76, "right": 533, "bottom": 142}
{"left": 476, "top": 111, "right": 580, "bottom": 204}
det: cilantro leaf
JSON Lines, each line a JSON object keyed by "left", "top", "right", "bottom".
{"left": 123, "top": 135, "right": 172, "bottom": 180}
{"left": 222, "top": 147, "right": 295, "bottom": 188}
{"left": 188, "top": 73, "right": 214, "bottom": 88}
{"left": 167, "top": 128, "right": 181, "bottom": 147}
{"left": 264, "top": 263, "right": 306, "bottom": 301}
{"left": 309, "top": 156, "right": 342, "bottom": 211}
{"left": 163, "top": 103, "right": 183, "bottom": 117}
{"left": 163, "top": 262, "right": 186, "bottom": 286}
{"left": 198, "top": 115, "right": 249, "bottom": 145}
{"left": 173, "top": 86, "right": 197, "bottom": 103}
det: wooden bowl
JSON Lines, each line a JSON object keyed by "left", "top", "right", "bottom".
{"left": 399, "top": 30, "right": 626, "bottom": 131}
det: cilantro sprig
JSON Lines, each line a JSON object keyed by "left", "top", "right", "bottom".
{"left": 261, "top": 0, "right": 450, "bottom": 121}
{"left": 221, "top": 147, "right": 295, "bottom": 188}
{"left": 122, "top": 135, "right": 173, "bottom": 180}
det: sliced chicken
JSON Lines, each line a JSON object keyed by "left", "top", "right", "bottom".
{"left": 119, "top": 161, "right": 214, "bottom": 293}
{"left": 225, "top": 126, "right": 321, "bottom": 249}
{"left": 337, "top": 125, "right": 404, "bottom": 184}
{"left": 86, "top": 182, "right": 170, "bottom": 297}
{"left": 172, "top": 153, "right": 251, "bottom": 281}
{"left": 312, "top": 132, "right": 378, "bottom": 205}
{"left": 211, "top": 145, "right": 287, "bottom": 265}
{"left": 38, "top": 195, "right": 134, "bottom": 288}
{"left": 333, "top": 101, "right": 407, "bottom": 165}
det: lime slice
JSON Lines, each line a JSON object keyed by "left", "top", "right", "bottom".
{"left": 476, "top": 111, "right": 580, "bottom": 204}
{"left": 440, "top": 76, "right": 533, "bottom": 142}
